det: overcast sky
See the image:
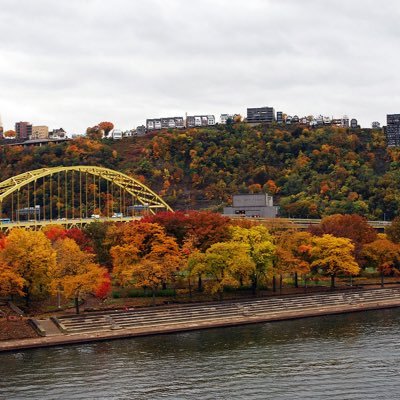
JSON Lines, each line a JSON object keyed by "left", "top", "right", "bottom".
{"left": 1, "top": 0, "right": 399, "bottom": 134}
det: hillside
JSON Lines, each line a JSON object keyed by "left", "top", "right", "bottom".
{"left": 0, "top": 123, "right": 399, "bottom": 219}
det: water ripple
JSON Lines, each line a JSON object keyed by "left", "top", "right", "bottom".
{"left": 1, "top": 309, "right": 400, "bottom": 399}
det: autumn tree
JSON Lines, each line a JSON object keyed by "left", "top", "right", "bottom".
{"left": 309, "top": 214, "right": 377, "bottom": 263}
{"left": 43, "top": 225, "right": 67, "bottom": 243}
{"left": 143, "top": 211, "right": 231, "bottom": 251}
{"left": 192, "top": 242, "right": 255, "bottom": 300}
{"left": 386, "top": 216, "right": 400, "bottom": 243}
{"left": 110, "top": 221, "right": 182, "bottom": 299}
{"left": 98, "top": 121, "right": 114, "bottom": 137}
{"left": 84, "top": 222, "right": 112, "bottom": 265}
{"left": 230, "top": 225, "right": 275, "bottom": 294}
{"left": 0, "top": 229, "right": 56, "bottom": 304}
{"left": 95, "top": 272, "right": 112, "bottom": 300}
{"left": 86, "top": 125, "right": 102, "bottom": 140}
{"left": 275, "top": 231, "right": 313, "bottom": 288}
{"left": 51, "top": 238, "right": 106, "bottom": 313}
{"left": 361, "top": 237, "right": 400, "bottom": 287}
{"left": 0, "top": 261, "right": 25, "bottom": 298}
{"left": 311, "top": 234, "right": 360, "bottom": 289}
{"left": 142, "top": 211, "right": 189, "bottom": 246}
{"left": 4, "top": 130, "right": 16, "bottom": 138}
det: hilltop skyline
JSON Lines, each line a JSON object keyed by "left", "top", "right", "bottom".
{"left": 1, "top": 0, "right": 400, "bottom": 133}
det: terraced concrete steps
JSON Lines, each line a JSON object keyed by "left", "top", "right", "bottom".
{"left": 56, "top": 288, "right": 400, "bottom": 335}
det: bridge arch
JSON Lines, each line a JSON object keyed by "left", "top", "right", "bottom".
{"left": 0, "top": 166, "right": 172, "bottom": 222}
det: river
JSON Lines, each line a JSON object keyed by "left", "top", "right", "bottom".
{"left": 1, "top": 309, "right": 400, "bottom": 399}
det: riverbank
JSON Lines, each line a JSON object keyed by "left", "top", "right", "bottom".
{"left": 1, "top": 287, "right": 400, "bottom": 352}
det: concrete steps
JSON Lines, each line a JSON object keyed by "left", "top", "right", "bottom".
{"left": 56, "top": 288, "right": 400, "bottom": 335}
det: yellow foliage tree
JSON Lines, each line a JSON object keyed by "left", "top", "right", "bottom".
{"left": 0, "top": 229, "right": 56, "bottom": 304}
{"left": 361, "top": 238, "right": 400, "bottom": 287}
{"left": 51, "top": 238, "right": 106, "bottom": 314}
{"left": 230, "top": 225, "right": 275, "bottom": 293}
{"left": 311, "top": 234, "right": 360, "bottom": 288}
{"left": 199, "top": 242, "right": 255, "bottom": 300}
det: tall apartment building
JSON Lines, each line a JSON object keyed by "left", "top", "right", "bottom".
{"left": 15, "top": 121, "right": 32, "bottom": 140}
{"left": 186, "top": 115, "right": 215, "bottom": 128}
{"left": 146, "top": 117, "right": 184, "bottom": 131}
{"left": 246, "top": 106, "right": 275, "bottom": 123}
{"left": 31, "top": 125, "right": 49, "bottom": 140}
{"left": 386, "top": 114, "right": 400, "bottom": 146}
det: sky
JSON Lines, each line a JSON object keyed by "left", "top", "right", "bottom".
{"left": 1, "top": 0, "right": 400, "bottom": 134}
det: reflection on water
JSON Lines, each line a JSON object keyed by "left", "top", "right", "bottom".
{"left": 1, "top": 309, "right": 400, "bottom": 399}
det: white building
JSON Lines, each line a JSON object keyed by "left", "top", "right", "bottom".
{"left": 111, "top": 129, "right": 123, "bottom": 139}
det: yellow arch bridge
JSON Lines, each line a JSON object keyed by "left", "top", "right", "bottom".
{"left": 0, "top": 165, "right": 172, "bottom": 231}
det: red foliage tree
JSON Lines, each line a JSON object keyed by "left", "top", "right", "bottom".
{"left": 0, "top": 233, "right": 6, "bottom": 250}
{"left": 98, "top": 121, "right": 114, "bottom": 137}
{"left": 95, "top": 272, "right": 112, "bottom": 300}
{"left": 66, "top": 228, "right": 94, "bottom": 253}
{"left": 142, "top": 211, "right": 189, "bottom": 246}
{"left": 144, "top": 211, "right": 231, "bottom": 251}
{"left": 44, "top": 226, "right": 67, "bottom": 243}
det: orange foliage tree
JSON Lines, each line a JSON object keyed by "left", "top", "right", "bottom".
{"left": 98, "top": 121, "right": 114, "bottom": 137}
{"left": 110, "top": 221, "right": 182, "bottom": 298}
{"left": 361, "top": 237, "right": 400, "bottom": 287}
{"left": 51, "top": 238, "right": 107, "bottom": 313}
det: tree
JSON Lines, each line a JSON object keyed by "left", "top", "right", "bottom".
{"left": 275, "top": 231, "right": 313, "bottom": 288}
{"left": 310, "top": 214, "right": 377, "bottom": 263}
{"left": 0, "top": 261, "right": 25, "bottom": 298}
{"left": 4, "top": 130, "right": 16, "bottom": 138}
{"left": 186, "top": 211, "right": 231, "bottom": 251}
{"left": 386, "top": 216, "right": 400, "bottom": 243}
{"left": 0, "top": 229, "right": 56, "bottom": 304}
{"left": 311, "top": 234, "right": 360, "bottom": 289}
{"left": 111, "top": 222, "right": 182, "bottom": 300}
{"left": 143, "top": 211, "right": 231, "bottom": 251}
{"left": 51, "top": 238, "right": 106, "bottom": 314}
{"left": 361, "top": 237, "right": 400, "bottom": 287}
{"left": 196, "top": 242, "right": 255, "bottom": 300}
{"left": 43, "top": 225, "right": 67, "bottom": 243}
{"left": 230, "top": 225, "right": 275, "bottom": 294}
{"left": 98, "top": 122, "right": 114, "bottom": 137}
{"left": 86, "top": 125, "right": 102, "bottom": 140}
{"left": 84, "top": 222, "right": 112, "bottom": 265}
{"left": 95, "top": 272, "right": 112, "bottom": 300}
{"left": 142, "top": 211, "right": 189, "bottom": 246}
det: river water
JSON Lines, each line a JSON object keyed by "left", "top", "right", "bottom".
{"left": 1, "top": 309, "right": 400, "bottom": 400}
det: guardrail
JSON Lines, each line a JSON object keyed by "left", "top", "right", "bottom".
{"left": 228, "top": 216, "right": 391, "bottom": 229}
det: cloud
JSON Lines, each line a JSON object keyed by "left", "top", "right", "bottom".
{"left": 0, "top": 0, "right": 399, "bottom": 133}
